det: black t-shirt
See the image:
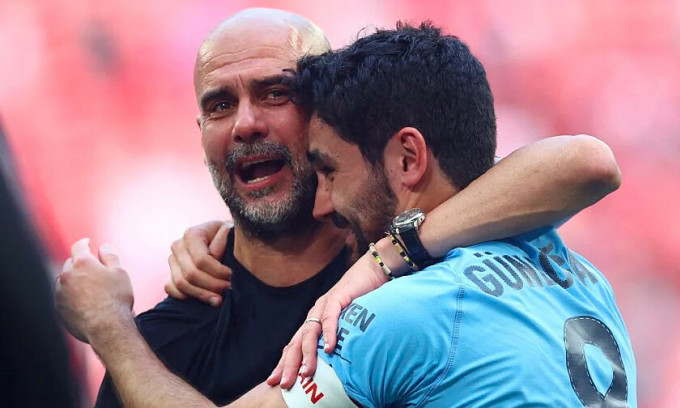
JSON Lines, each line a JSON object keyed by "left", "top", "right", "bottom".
{"left": 95, "top": 230, "right": 349, "bottom": 407}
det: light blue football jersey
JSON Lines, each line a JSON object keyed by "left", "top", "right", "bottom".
{"left": 318, "top": 227, "right": 636, "bottom": 407}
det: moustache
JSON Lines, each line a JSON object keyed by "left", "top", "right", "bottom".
{"left": 224, "top": 142, "right": 293, "bottom": 171}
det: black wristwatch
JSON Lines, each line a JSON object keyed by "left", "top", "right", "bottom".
{"left": 389, "top": 208, "right": 435, "bottom": 269}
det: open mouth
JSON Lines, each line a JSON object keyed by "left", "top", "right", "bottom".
{"left": 236, "top": 156, "right": 287, "bottom": 184}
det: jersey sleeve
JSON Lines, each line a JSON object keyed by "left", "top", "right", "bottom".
{"left": 281, "top": 358, "right": 357, "bottom": 408}
{"left": 318, "top": 255, "right": 465, "bottom": 408}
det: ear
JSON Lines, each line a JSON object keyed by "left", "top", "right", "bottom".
{"left": 383, "top": 127, "right": 428, "bottom": 188}
{"left": 196, "top": 116, "right": 203, "bottom": 131}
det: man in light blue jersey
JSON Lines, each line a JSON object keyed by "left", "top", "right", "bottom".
{"left": 281, "top": 21, "right": 637, "bottom": 407}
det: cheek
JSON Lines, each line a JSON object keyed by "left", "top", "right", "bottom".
{"left": 272, "top": 106, "right": 308, "bottom": 144}
{"left": 329, "top": 178, "right": 358, "bottom": 214}
{"left": 201, "top": 122, "right": 231, "bottom": 162}
{"left": 328, "top": 186, "right": 347, "bottom": 217}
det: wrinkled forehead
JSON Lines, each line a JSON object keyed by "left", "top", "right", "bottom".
{"left": 213, "top": 27, "right": 297, "bottom": 58}
{"left": 195, "top": 23, "right": 309, "bottom": 87}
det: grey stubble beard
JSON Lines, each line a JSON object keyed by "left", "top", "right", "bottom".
{"left": 206, "top": 141, "right": 318, "bottom": 242}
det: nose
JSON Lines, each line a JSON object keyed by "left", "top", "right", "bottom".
{"left": 232, "top": 101, "right": 267, "bottom": 143}
{"left": 312, "top": 176, "right": 335, "bottom": 220}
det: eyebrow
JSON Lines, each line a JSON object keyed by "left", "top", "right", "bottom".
{"left": 306, "top": 149, "right": 334, "bottom": 167}
{"left": 199, "top": 73, "right": 294, "bottom": 112}
{"left": 199, "top": 86, "right": 234, "bottom": 112}
{"left": 252, "top": 73, "right": 292, "bottom": 89}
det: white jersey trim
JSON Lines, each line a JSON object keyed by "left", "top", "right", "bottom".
{"left": 281, "top": 358, "right": 356, "bottom": 407}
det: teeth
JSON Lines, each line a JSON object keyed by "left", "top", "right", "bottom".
{"left": 241, "top": 159, "right": 272, "bottom": 171}
{"left": 246, "top": 175, "right": 270, "bottom": 184}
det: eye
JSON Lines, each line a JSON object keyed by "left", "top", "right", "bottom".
{"left": 264, "top": 88, "right": 290, "bottom": 104}
{"left": 322, "top": 166, "right": 335, "bottom": 176}
{"left": 316, "top": 165, "right": 335, "bottom": 182}
{"left": 213, "top": 101, "right": 231, "bottom": 112}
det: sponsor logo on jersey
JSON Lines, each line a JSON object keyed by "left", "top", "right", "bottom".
{"left": 297, "top": 373, "right": 325, "bottom": 404}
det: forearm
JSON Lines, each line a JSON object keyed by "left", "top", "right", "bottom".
{"left": 419, "top": 135, "right": 621, "bottom": 257}
{"left": 225, "top": 382, "right": 287, "bottom": 408}
{"left": 88, "top": 312, "right": 216, "bottom": 408}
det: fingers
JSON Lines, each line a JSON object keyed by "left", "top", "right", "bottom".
{"left": 163, "top": 279, "right": 187, "bottom": 300}
{"left": 69, "top": 240, "right": 123, "bottom": 273}
{"left": 267, "top": 348, "right": 286, "bottom": 386}
{"left": 320, "top": 300, "right": 343, "bottom": 353}
{"left": 279, "top": 310, "right": 324, "bottom": 388}
{"left": 98, "top": 244, "right": 121, "bottom": 269}
{"left": 68, "top": 238, "right": 104, "bottom": 275}
{"left": 194, "top": 220, "right": 227, "bottom": 241}
{"left": 279, "top": 331, "right": 303, "bottom": 389}
{"left": 167, "top": 252, "right": 223, "bottom": 306}
{"left": 268, "top": 295, "right": 342, "bottom": 389}
{"left": 207, "top": 222, "right": 231, "bottom": 260}
{"left": 62, "top": 257, "right": 74, "bottom": 273}
{"left": 56, "top": 258, "right": 73, "bottom": 291}
{"left": 165, "top": 220, "right": 234, "bottom": 306}
{"left": 174, "top": 224, "right": 232, "bottom": 280}
{"left": 299, "top": 317, "right": 323, "bottom": 379}
{"left": 70, "top": 238, "right": 93, "bottom": 260}
{"left": 186, "top": 236, "right": 232, "bottom": 281}
{"left": 183, "top": 221, "right": 232, "bottom": 281}
{"left": 57, "top": 239, "right": 135, "bottom": 344}
{"left": 298, "top": 298, "right": 327, "bottom": 379}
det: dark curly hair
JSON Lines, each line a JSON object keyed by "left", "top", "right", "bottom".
{"left": 291, "top": 21, "right": 497, "bottom": 189}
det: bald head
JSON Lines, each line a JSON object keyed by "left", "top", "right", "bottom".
{"left": 194, "top": 8, "right": 330, "bottom": 91}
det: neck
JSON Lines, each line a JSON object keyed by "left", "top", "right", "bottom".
{"left": 399, "top": 166, "right": 460, "bottom": 214}
{"left": 232, "top": 220, "right": 349, "bottom": 287}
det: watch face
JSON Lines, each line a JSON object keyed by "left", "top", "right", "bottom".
{"left": 393, "top": 208, "right": 425, "bottom": 228}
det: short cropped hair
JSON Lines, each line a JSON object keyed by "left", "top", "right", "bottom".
{"left": 292, "top": 22, "right": 497, "bottom": 189}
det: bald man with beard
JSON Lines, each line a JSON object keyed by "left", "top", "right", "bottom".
{"left": 55, "top": 7, "right": 622, "bottom": 408}
{"left": 93, "top": 9, "right": 349, "bottom": 407}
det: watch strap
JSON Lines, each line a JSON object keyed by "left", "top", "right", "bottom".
{"left": 395, "top": 226, "right": 435, "bottom": 269}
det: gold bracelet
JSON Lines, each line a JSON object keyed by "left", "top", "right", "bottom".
{"left": 368, "top": 243, "right": 394, "bottom": 280}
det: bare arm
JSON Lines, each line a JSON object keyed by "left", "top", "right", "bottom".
{"left": 93, "top": 320, "right": 285, "bottom": 408}
{"left": 90, "top": 313, "right": 217, "bottom": 408}
{"left": 56, "top": 239, "right": 217, "bottom": 408}
{"left": 227, "top": 383, "right": 287, "bottom": 408}
{"left": 99, "top": 321, "right": 287, "bottom": 408}
{"left": 270, "top": 134, "right": 622, "bottom": 386}
{"left": 56, "top": 239, "right": 288, "bottom": 408}
{"left": 417, "top": 134, "right": 620, "bottom": 257}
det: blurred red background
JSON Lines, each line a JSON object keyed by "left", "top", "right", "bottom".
{"left": 1, "top": 0, "right": 678, "bottom": 406}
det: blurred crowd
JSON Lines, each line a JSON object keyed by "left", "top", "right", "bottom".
{"left": 1, "top": 0, "right": 678, "bottom": 406}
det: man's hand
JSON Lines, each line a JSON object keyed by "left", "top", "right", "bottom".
{"left": 268, "top": 247, "right": 395, "bottom": 389}
{"left": 164, "top": 220, "right": 233, "bottom": 307}
{"left": 55, "top": 238, "right": 134, "bottom": 343}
